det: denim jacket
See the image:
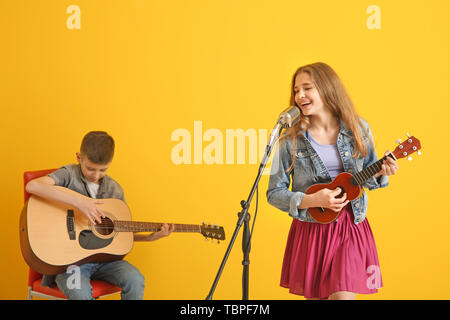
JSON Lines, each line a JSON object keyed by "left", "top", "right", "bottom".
{"left": 266, "top": 118, "right": 389, "bottom": 225}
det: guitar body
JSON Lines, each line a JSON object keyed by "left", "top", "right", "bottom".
{"left": 19, "top": 186, "right": 134, "bottom": 275}
{"left": 20, "top": 186, "right": 226, "bottom": 275}
{"left": 305, "top": 172, "right": 363, "bottom": 224}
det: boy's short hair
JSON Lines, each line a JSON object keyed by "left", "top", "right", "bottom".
{"left": 80, "top": 131, "right": 115, "bottom": 164}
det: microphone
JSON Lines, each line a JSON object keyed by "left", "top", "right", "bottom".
{"left": 266, "top": 106, "right": 301, "bottom": 154}
{"left": 278, "top": 106, "right": 301, "bottom": 128}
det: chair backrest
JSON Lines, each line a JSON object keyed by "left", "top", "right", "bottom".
{"left": 24, "top": 169, "right": 57, "bottom": 202}
{"left": 23, "top": 169, "right": 57, "bottom": 286}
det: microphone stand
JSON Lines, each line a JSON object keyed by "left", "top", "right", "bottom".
{"left": 206, "top": 121, "right": 284, "bottom": 300}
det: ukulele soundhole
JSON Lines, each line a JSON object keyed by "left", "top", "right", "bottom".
{"left": 336, "top": 187, "right": 345, "bottom": 198}
{"left": 318, "top": 187, "right": 345, "bottom": 213}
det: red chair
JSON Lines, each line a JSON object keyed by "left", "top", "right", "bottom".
{"left": 23, "top": 169, "right": 122, "bottom": 300}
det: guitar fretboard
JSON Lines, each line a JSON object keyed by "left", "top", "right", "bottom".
{"left": 114, "top": 221, "right": 201, "bottom": 233}
{"left": 351, "top": 153, "right": 395, "bottom": 186}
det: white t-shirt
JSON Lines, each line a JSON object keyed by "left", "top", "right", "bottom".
{"left": 86, "top": 181, "right": 100, "bottom": 198}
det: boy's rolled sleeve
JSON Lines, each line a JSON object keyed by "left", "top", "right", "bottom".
{"left": 48, "top": 166, "right": 71, "bottom": 187}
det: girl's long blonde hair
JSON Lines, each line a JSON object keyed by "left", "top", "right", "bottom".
{"left": 284, "top": 62, "right": 370, "bottom": 172}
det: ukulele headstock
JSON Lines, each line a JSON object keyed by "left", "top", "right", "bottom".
{"left": 201, "top": 222, "right": 226, "bottom": 243}
{"left": 393, "top": 133, "right": 422, "bottom": 161}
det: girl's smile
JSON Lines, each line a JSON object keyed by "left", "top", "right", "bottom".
{"left": 293, "top": 72, "right": 324, "bottom": 116}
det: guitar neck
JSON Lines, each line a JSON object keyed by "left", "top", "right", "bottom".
{"left": 351, "top": 153, "right": 396, "bottom": 186}
{"left": 114, "top": 221, "right": 201, "bottom": 233}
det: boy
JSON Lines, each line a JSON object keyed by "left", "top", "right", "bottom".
{"left": 25, "top": 131, "right": 174, "bottom": 299}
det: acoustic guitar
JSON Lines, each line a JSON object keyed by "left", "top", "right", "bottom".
{"left": 306, "top": 134, "right": 422, "bottom": 224}
{"left": 19, "top": 186, "right": 226, "bottom": 275}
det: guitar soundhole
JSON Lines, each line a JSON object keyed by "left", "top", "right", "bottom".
{"left": 94, "top": 217, "right": 115, "bottom": 236}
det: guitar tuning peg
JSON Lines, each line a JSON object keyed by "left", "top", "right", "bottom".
{"left": 396, "top": 139, "right": 402, "bottom": 144}
{"left": 407, "top": 156, "right": 412, "bottom": 161}
{"left": 417, "top": 151, "right": 422, "bottom": 156}
{"left": 406, "top": 133, "right": 411, "bottom": 138}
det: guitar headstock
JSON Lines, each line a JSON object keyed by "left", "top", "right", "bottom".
{"left": 392, "top": 134, "right": 422, "bottom": 161}
{"left": 201, "top": 222, "right": 226, "bottom": 243}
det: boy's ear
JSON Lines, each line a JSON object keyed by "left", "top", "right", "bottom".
{"left": 76, "top": 152, "right": 81, "bottom": 163}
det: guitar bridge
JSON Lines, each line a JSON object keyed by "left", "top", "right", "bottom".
{"left": 67, "top": 209, "right": 76, "bottom": 240}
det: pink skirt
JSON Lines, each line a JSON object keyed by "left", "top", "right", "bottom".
{"left": 280, "top": 204, "right": 382, "bottom": 299}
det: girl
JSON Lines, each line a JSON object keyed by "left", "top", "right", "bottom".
{"left": 266, "top": 62, "right": 398, "bottom": 300}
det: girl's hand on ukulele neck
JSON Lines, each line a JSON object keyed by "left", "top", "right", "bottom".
{"left": 314, "top": 187, "right": 350, "bottom": 212}
{"left": 374, "top": 150, "right": 399, "bottom": 178}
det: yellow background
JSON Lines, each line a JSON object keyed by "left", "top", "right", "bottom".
{"left": 1, "top": 0, "right": 448, "bottom": 299}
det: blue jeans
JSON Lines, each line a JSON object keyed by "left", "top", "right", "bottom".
{"left": 55, "top": 260, "right": 145, "bottom": 300}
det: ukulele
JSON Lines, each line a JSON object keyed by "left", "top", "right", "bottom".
{"left": 19, "top": 186, "right": 226, "bottom": 275}
{"left": 306, "top": 134, "right": 422, "bottom": 224}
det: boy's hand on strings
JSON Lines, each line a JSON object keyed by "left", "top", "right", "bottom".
{"left": 76, "top": 198, "right": 105, "bottom": 225}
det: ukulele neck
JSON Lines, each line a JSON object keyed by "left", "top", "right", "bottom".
{"left": 350, "top": 153, "right": 395, "bottom": 186}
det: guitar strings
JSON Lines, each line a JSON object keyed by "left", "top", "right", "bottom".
{"left": 91, "top": 225, "right": 201, "bottom": 232}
